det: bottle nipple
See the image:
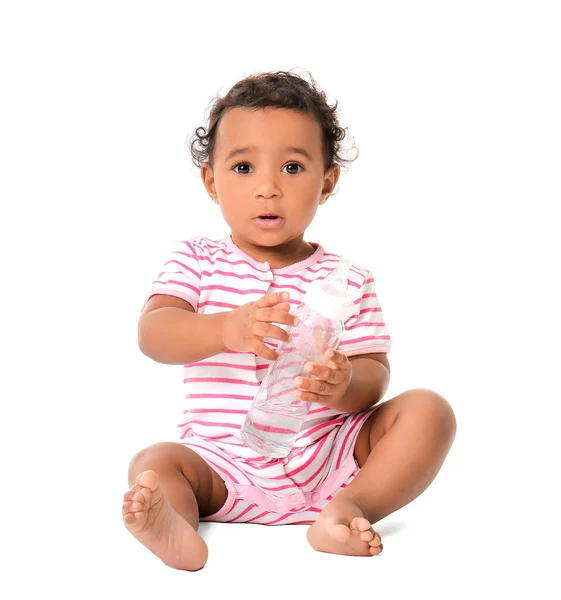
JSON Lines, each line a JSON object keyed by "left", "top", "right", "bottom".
{"left": 321, "top": 256, "right": 352, "bottom": 295}
{"left": 302, "top": 255, "right": 355, "bottom": 322}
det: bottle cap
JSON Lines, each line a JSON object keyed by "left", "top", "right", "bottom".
{"left": 302, "top": 256, "right": 356, "bottom": 322}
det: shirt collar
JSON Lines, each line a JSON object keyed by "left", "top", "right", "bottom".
{"left": 222, "top": 234, "right": 325, "bottom": 274}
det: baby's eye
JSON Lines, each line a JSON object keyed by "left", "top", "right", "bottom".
{"left": 283, "top": 163, "right": 303, "bottom": 175}
{"left": 232, "top": 162, "right": 303, "bottom": 175}
{"left": 232, "top": 162, "right": 253, "bottom": 174}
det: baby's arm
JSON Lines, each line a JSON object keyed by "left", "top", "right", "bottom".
{"left": 138, "top": 294, "right": 227, "bottom": 364}
{"left": 138, "top": 291, "right": 298, "bottom": 365}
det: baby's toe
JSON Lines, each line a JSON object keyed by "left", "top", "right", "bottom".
{"left": 128, "top": 484, "right": 144, "bottom": 501}
{"left": 359, "top": 529, "right": 374, "bottom": 542}
{"left": 369, "top": 542, "right": 383, "bottom": 555}
{"left": 134, "top": 489, "right": 150, "bottom": 504}
{"left": 136, "top": 470, "right": 159, "bottom": 491}
{"left": 123, "top": 490, "right": 137, "bottom": 507}
{"left": 123, "top": 511, "right": 137, "bottom": 526}
{"left": 369, "top": 532, "right": 383, "bottom": 554}
{"left": 122, "top": 494, "right": 149, "bottom": 531}
{"left": 350, "top": 517, "right": 372, "bottom": 533}
{"left": 126, "top": 485, "right": 150, "bottom": 503}
{"left": 350, "top": 518, "right": 374, "bottom": 542}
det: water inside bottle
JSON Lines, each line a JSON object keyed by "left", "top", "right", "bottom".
{"left": 242, "top": 403, "right": 308, "bottom": 458}
{"left": 241, "top": 346, "right": 310, "bottom": 457}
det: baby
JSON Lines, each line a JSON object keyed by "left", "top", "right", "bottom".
{"left": 122, "top": 70, "right": 457, "bottom": 571}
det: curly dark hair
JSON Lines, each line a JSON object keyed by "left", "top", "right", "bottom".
{"left": 188, "top": 70, "right": 358, "bottom": 172}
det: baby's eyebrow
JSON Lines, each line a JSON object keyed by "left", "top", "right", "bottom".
{"left": 225, "top": 146, "right": 314, "bottom": 162}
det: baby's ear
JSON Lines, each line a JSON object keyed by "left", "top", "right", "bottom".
{"left": 324, "top": 163, "right": 340, "bottom": 189}
{"left": 200, "top": 162, "right": 217, "bottom": 197}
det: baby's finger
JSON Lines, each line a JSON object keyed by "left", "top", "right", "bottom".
{"left": 255, "top": 291, "right": 290, "bottom": 309}
{"left": 252, "top": 322, "right": 291, "bottom": 344}
{"left": 294, "top": 376, "right": 334, "bottom": 396}
{"left": 251, "top": 339, "right": 280, "bottom": 361}
{"left": 256, "top": 306, "right": 299, "bottom": 327}
{"left": 303, "top": 362, "right": 344, "bottom": 384}
{"left": 325, "top": 349, "right": 349, "bottom": 366}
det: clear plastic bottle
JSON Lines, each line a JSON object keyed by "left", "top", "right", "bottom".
{"left": 241, "top": 257, "right": 356, "bottom": 458}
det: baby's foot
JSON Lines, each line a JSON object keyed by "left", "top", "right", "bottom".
{"left": 122, "top": 470, "right": 208, "bottom": 571}
{"left": 307, "top": 494, "right": 383, "bottom": 557}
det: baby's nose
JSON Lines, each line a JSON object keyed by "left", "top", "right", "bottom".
{"left": 254, "top": 178, "right": 281, "bottom": 198}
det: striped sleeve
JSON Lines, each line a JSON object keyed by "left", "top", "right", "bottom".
{"left": 339, "top": 270, "right": 391, "bottom": 356}
{"left": 144, "top": 240, "right": 202, "bottom": 311}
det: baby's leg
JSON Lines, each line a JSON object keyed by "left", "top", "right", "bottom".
{"left": 308, "top": 389, "right": 456, "bottom": 556}
{"left": 122, "top": 442, "right": 227, "bottom": 571}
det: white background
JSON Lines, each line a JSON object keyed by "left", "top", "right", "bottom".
{"left": 1, "top": 1, "right": 559, "bottom": 598}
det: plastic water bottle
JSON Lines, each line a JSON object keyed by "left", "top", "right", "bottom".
{"left": 241, "top": 257, "right": 356, "bottom": 458}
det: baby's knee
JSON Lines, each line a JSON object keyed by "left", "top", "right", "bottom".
{"left": 128, "top": 442, "right": 181, "bottom": 483}
{"left": 404, "top": 389, "right": 457, "bottom": 445}
{"left": 423, "top": 389, "right": 456, "bottom": 443}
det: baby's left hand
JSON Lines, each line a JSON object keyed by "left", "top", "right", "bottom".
{"left": 293, "top": 348, "right": 352, "bottom": 408}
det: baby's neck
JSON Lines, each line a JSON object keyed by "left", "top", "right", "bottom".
{"left": 230, "top": 235, "right": 317, "bottom": 269}
{"left": 265, "top": 243, "right": 317, "bottom": 269}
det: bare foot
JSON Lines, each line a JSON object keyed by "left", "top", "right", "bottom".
{"left": 122, "top": 470, "right": 208, "bottom": 571}
{"left": 307, "top": 494, "right": 383, "bottom": 557}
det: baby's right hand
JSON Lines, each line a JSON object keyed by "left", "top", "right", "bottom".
{"left": 221, "top": 291, "right": 299, "bottom": 361}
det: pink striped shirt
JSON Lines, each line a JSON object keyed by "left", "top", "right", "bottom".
{"left": 144, "top": 235, "right": 391, "bottom": 515}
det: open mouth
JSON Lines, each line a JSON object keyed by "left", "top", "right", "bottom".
{"left": 253, "top": 214, "right": 284, "bottom": 228}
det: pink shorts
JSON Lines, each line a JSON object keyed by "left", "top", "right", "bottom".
{"left": 181, "top": 406, "right": 375, "bottom": 525}
{"left": 200, "top": 453, "right": 359, "bottom": 525}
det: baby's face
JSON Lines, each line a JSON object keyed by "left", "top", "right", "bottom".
{"left": 201, "top": 107, "right": 339, "bottom": 254}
